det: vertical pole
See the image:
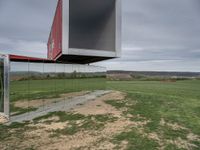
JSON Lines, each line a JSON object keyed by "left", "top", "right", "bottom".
{"left": 4, "top": 55, "right": 10, "bottom": 118}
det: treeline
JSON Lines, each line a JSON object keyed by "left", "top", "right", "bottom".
{"left": 108, "top": 70, "right": 200, "bottom": 78}
{"left": 11, "top": 71, "right": 106, "bottom": 81}
{"left": 107, "top": 73, "right": 200, "bottom": 81}
{"left": 130, "top": 75, "right": 198, "bottom": 81}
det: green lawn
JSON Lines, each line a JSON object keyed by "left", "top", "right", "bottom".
{"left": 107, "top": 80, "right": 200, "bottom": 149}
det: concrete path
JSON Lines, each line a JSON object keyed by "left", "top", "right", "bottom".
{"left": 9, "top": 90, "right": 111, "bottom": 123}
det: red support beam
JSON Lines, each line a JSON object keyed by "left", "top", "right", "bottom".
{"left": 9, "top": 54, "right": 55, "bottom": 63}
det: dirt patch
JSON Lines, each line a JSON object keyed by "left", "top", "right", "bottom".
{"left": 148, "top": 132, "right": 161, "bottom": 142}
{"left": 0, "top": 114, "right": 8, "bottom": 124}
{"left": 29, "top": 122, "right": 67, "bottom": 132}
{"left": 38, "top": 116, "right": 60, "bottom": 123}
{"left": 187, "top": 133, "right": 200, "bottom": 142}
{"left": 13, "top": 91, "right": 90, "bottom": 109}
{"left": 98, "top": 91, "right": 126, "bottom": 101}
{"left": 168, "top": 137, "right": 198, "bottom": 150}
{"left": 132, "top": 120, "right": 150, "bottom": 128}
{"left": 72, "top": 91, "right": 126, "bottom": 117}
{"left": 71, "top": 91, "right": 126, "bottom": 117}
{"left": 160, "top": 118, "right": 188, "bottom": 130}
{"left": 73, "top": 99, "right": 122, "bottom": 117}
{"left": 39, "top": 118, "right": 132, "bottom": 150}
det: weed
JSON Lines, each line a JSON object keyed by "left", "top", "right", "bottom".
{"left": 105, "top": 100, "right": 126, "bottom": 109}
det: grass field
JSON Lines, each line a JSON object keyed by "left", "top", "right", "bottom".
{"left": 1, "top": 79, "right": 200, "bottom": 149}
{"left": 107, "top": 80, "right": 200, "bottom": 149}
{"left": 10, "top": 78, "right": 106, "bottom": 102}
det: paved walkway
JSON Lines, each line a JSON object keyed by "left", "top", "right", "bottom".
{"left": 9, "top": 90, "right": 111, "bottom": 123}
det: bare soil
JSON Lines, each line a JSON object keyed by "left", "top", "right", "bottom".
{"left": 160, "top": 118, "right": 188, "bottom": 130}
{"left": 72, "top": 91, "right": 125, "bottom": 117}
{"left": 37, "top": 91, "right": 131, "bottom": 150}
{"left": 0, "top": 114, "right": 8, "bottom": 124}
{"left": 38, "top": 118, "right": 133, "bottom": 150}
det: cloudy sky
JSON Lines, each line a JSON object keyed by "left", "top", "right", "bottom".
{"left": 0, "top": 0, "right": 200, "bottom": 72}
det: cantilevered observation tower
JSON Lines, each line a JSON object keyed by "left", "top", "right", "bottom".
{"left": 0, "top": 0, "right": 121, "bottom": 120}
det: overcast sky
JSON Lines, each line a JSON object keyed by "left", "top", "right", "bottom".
{"left": 0, "top": 0, "right": 200, "bottom": 72}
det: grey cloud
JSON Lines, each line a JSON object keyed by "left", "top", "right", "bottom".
{"left": 115, "top": 0, "right": 200, "bottom": 71}
{"left": 0, "top": 0, "right": 200, "bottom": 71}
{"left": 109, "top": 48, "right": 199, "bottom": 63}
{"left": 0, "top": 0, "right": 57, "bottom": 42}
{"left": 122, "top": 0, "right": 200, "bottom": 49}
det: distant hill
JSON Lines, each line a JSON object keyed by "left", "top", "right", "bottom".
{"left": 107, "top": 70, "right": 200, "bottom": 81}
{"left": 10, "top": 71, "right": 105, "bottom": 81}
{"left": 10, "top": 70, "right": 200, "bottom": 81}
{"left": 107, "top": 70, "right": 200, "bottom": 77}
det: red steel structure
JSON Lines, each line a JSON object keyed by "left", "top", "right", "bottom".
{"left": 47, "top": 0, "right": 62, "bottom": 60}
{"left": 47, "top": 0, "right": 121, "bottom": 64}
{"left": 9, "top": 55, "right": 54, "bottom": 63}
{"left": 10, "top": 0, "right": 121, "bottom": 64}
{"left": 8, "top": 0, "right": 121, "bottom": 64}
{"left": 0, "top": 0, "right": 121, "bottom": 120}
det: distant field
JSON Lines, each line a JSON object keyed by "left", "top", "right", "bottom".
{"left": 107, "top": 80, "right": 200, "bottom": 100}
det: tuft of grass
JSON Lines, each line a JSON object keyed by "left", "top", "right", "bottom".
{"left": 192, "top": 141, "right": 200, "bottom": 150}
{"left": 91, "top": 114, "right": 117, "bottom": 123}
{"left": 11, "top": 104, "right": 37, "bottom": 116}
{"left": 0, "top": 121, "right": 33, "bottom": 142}
{"left": 159, "top": 126, "right": 188, "bottom": 140}
{"left": 164, "top": 144, "right": 182, "bottom": 150}
{"left": 8, "top": 122, "right": 30, "bottom": 128}
{"left": 33, "top": 111, "right": 85, "bottom": 123}
{"left": 52, "top": 123, "right": 79, "bottom": 136}
{"left": 105, "top": 100, "right": 126, "bottom": 109}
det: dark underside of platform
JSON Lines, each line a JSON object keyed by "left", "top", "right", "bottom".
{"left": 56, "top": 55, "right": 114, "bottom": 64}
{"left": 9, "top": 54, "right": 114, "bottom": 64}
